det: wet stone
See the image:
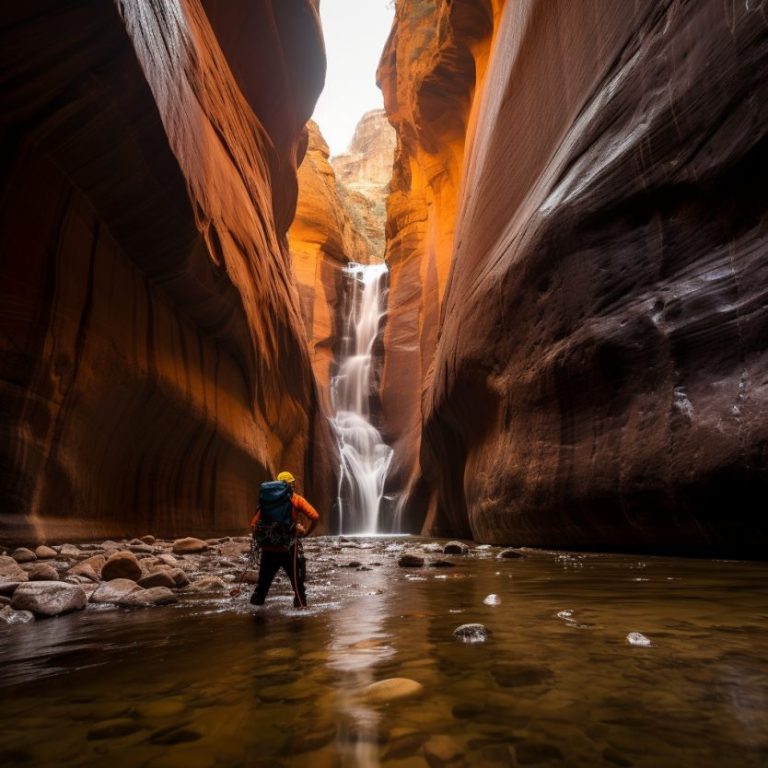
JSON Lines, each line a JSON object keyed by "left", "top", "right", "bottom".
{"left": 138, "top": 571, "right": 176, "bottom": 589}
{"left": 429, "top": 560, "right": 456, "bottom": 568}
{"left": 514, "top": 742, "right": 564, "bottom": 764}
{"left": 453, "top": 623, "right": 490, "bottom": 644}
{"left": 172, "top": 537, "right": 209, "bottom": 554}
{"left": 398, "top": 554, "right": 425, "bottom": 568}
{"left": 0, "top": 555, "right": 27, "bottom": 582}
{"left": 0, "top": 605, "right": 35, "bottom": 624}
{"left": 149, "top": 723, "right": 203, "bottom": 745}
{"left": 140, "top": 535, "right": 156, "bottom": 545}
{"left": 364, "top": 677, "right": 425, "bottom": 703}
{"left": 11, "top": 581, "right": 86, "bottom": 617}
{"left": 424, "top": 735, "right": 465, "bottom": 767}
{"left": 497, "top": 549, "right": 524, "bottom": 559}
{"left": 66, "top": 563, "right": 100, "bottom": 582}
{"left": 384, "top": 730, "right": 428, "bottom": 760}
{"left": 28, "top": 564, "right": 59, "bottom": 581}
{"left": 287, "top": 723, "right": 337, "bottom": 753}
{"left": 87, "top": 718, "right": 143, "bottom": 740}
{"left": 186, "top": 576, "right": 226, "bottom": 592}
{"left": 34, "top": 545, "right": 57, "bottom": 559}
{"left": 59, "top": 544, "right": 82, "bottom": 558}
{"left": 119, "top": 587, "right": 177, "bottom": 607}
{"left": 11, "top": 548, "right": 36, "bottom": 563}
{"left": 491, "top": 663, "right": 553, "bottom": 688}
{"left": 90, "top": 579, "right": 141, "bottom": 604}
{"left": 443, "top": 541, "right": 469, "bottom": 555}
{"left": 102, "top": 551, "right": 142, "bottom": 581}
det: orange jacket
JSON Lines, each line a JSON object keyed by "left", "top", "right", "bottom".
{"left": 249, "top": 493, "right": 319, "bottom": 530}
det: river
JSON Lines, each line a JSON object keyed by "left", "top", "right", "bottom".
{"left": 1, "top": 538, "right": 767, "bottom": 767}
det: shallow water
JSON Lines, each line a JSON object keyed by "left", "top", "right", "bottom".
{"left": 2, "top": 538, "right": 768, "bottom": 767}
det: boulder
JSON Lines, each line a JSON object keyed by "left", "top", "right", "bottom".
{"left": 29, "top": 564, "right": 60, "bottom": 581}
{"left": 138, "top": 571, "right": 176, "bottom": 589}
{"left": 0, "top": 605, "right": 35, "bottom": 624}
{"left": 363, "top": 678, "right": 424, "bottom": 704}
{"left": 101, "top": 551, "right": 142, "bottom": 581}
{"left": 11, "top": 547, "right": 37, "bottom": 563}
{"left": 398, "top": 554, "right": 425, "bottom": 568}
{"left": 90, "top": 579, "right": 142, "bottom": 604}
{"left": 119, "top": 587, "right": 177, "bottom": 607}
{"left": 34, "top": 545, "right": 58, "bottom": 559}
{"left": 443, "top": 541, "right": 469, "bottom": 555}
{"left": 0, "top": 556, "right": 28, "bottom": 582}
{"left": 172, "top": 537, "right": 209, "bottom": 554}
{"left": 10, "top": 581, "right": 87, "bottom": 617}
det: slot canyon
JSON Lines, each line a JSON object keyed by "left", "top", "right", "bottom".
{"left": 1, "top": 2, "right": 768, "bottom": 767}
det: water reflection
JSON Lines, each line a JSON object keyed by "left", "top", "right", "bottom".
{"left": 1, "top": 540, "right": 768, "bottom": 767}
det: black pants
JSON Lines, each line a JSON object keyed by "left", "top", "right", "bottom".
{"left": 252, "top": 548, "right": 307, "bottom": 607}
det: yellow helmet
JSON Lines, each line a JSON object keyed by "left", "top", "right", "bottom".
{"left": 276, "top": 471, "right": 295, "bottom": 485}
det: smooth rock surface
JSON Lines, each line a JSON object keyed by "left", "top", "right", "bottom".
{"left": 171, "top": 538, "right": 209, "bottom": 555}
{"left": 90, "top": 579, "right": 143, "bottom": 604}
{"left": 28, "top": 564, "right": 60, "bottom": 582}
{"left": 363, "top": 678, "right": 424, "bottom": 704}
{"left": 0, "top": 556, "right": 28, "bottom": 582}
{"left": 101, "top": 552, "right": 142, "bottom": 581}
{"left": 10, "top": 581, "right": 87, "bottom": 617}
{"left": 34, "top": 546, "right": 58, "bottom": 559}
{"left": 118, "top": 587, "right": 177, "bottom": 607}
{"left": 11, "top": 548, "right": 36, "bottom": 563}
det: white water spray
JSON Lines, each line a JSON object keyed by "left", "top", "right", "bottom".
{"left": 330, "top": 262, "right": 393, "bottom": 534}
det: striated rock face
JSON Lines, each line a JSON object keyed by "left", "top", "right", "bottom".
{"left": 331, "top": 109, "right": 396, "bottom": 261}
{"left": 385, "top": 0, "right": 768, "bottom": 556}
{"left": 377, "top": 0, "right": 498, "bottom": 527}
{"left": 0, "top": 0, "right": 332, "bottom": 543}
{"left": 288, "top": 122, "right": 371, "bottom": 409}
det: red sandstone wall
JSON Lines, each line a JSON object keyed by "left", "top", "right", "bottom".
{"left": 385, "top": 0, "right": 768, "bottom": 555}
{"left": 0, "top": 0, "right": 332, "bottom": 542}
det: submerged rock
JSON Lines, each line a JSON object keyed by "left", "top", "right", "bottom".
{"left": 483, "top": 594, "right": 501, "bottom": 606}
{"left": 0, "top": 605, "right": 35, "bottom": 624}
{"left": 453, "top": 623, "right": 491, "bottom": 644}
{"left": 87, "top": 719, "right": 143, "bottom": 740}
{"left": 498, "top": 549, "right": 524, "bottom": 559}
{"left": 398, "top": 554, "right": 425, "bottom": 568}
{"left": 186, "top": 576, "right": 226, "bottom": 593}
{"left": 363, "top": 678, "right": 425, "bottom": 704}
{"left": 11, "top": 581, "right": 87, "bottom": 617}
{"left": 424, "top": 735, "right": 465, "bottom": 768}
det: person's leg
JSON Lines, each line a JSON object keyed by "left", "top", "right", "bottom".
{"left": 283, "top": 547, "right": 307, "bottom": 607}
{"left": 251, "top": 551, "right": 281, "bottom": 605}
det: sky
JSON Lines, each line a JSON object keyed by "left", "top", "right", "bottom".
{"left": 312, "top": 0, "right": 396, "bottom": 157}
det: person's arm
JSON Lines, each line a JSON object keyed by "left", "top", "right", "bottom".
{"left": 292, "top": 494, "right": 319, "bottom": 536}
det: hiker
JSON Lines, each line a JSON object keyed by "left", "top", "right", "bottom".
{"left": 250, "top": 471, "right": 319, "bottom": 607}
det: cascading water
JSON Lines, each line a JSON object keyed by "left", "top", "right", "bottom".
{"left": 330, "top": 262, "right": 393, "bottom": 534}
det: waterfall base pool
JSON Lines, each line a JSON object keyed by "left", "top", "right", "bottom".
{"left": 2, "top": 538, "right": 767, "bottom": 767}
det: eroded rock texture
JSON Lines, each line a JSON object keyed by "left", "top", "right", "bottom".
{"left": 386, "top": 0, "right": 768, "bottom": 555}
{"left": 378, "top": 0, "right": 499, "bottom": 528}
{"left": 288, "top": 122, "right": 371, "bottom": 410}
{"left": 331, "top": 109, "right": 396, "bottom": 261}
{"left": 0, "top": 0, "right": 332, "bottom": 543}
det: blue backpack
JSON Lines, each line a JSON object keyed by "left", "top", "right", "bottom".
{"left": 254, "top": 481, "right": 294, "bottom": 548}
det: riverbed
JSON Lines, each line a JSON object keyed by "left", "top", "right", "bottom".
{"left": 1, "top": 537, "right": 767, "bottom": 767}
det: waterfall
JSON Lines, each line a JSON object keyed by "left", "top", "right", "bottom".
{"left": 330, "top": 262, "right": 393, "bottom": 534}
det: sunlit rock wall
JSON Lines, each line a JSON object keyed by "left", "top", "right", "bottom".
{"left": 378, "top": 0, "right": 500, "bottom": 529}
{"left": 388, "top": 0, "right": 768, "bottom": 556}
{"left": 331, "top": 109, "right": 396, "bottom": 261}
{"left": 288, "top": 121, "right": 371, "bottom": 411}
{"left": 0, "top": 0, "right": 332, "bottom": 543}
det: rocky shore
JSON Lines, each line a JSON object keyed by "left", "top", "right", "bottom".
{"left": 0, "top": 536, "right": 255, "bottom": 624}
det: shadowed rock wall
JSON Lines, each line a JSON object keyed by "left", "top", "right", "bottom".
{"left": 385, "top": 0, "right": 768, "bottom": 556}
{"left": 0, "top": 0, "right": 332, "bottom": 543}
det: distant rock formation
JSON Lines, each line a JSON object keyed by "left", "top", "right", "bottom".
{"left": 381, "top": 0, "right": 768, "bottom": 556}
{"left": 0, "top": 0, "right": 333, "bottom": 543}
{"left": 288, "top": 122, "right": 371, "bottom": 409}
{"left": 332, "top": 109, "right": 396, "bottom": 261}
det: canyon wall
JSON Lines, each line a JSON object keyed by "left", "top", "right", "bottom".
{"left": 332, "top": 109, "right": 396, "bottom": 261}
{"left": 384, "top": 0, "right": 768, "bottom": 556}
{"left": 0, "top": 0, "right": 332, "bottom": 543}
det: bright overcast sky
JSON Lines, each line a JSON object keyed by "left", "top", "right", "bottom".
{"left": 312, "top": 0, "right": 395, "bottom": 157}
